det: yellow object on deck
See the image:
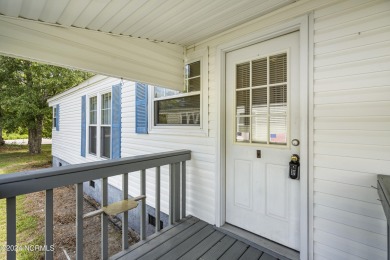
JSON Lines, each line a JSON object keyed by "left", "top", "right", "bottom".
{"left": 102, "top": 199, "right": 138, "bottom": 216}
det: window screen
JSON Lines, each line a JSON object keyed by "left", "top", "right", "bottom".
{"left": 235, "top": 53, "right": 288, "bottom": 145}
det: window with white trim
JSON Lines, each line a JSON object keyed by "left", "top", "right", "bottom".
{"left": 101, "top": 93, "right": 111, "bottom": 158}
{"left": 154, "top": 61, "right": 201, "bottom": 126}
{"left": 89, "top": 96, "right": 97, "bottom": 155}
{"left": 150, "top": 48, "right": 208, "bottom": 135}
{"left": 88, "top": 92, "right": 112, "bottom": 158}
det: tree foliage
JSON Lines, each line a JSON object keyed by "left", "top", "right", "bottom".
{"left": 0, "top": 56, "right": 93, "bottom": 152}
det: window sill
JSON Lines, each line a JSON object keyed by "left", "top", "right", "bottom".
{"left": 86, "top": 154, "right": 109, "bottom": 161}
{"left": 148, "top": 126, "right": 208, "bottom": 137}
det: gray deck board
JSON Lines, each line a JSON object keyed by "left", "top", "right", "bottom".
{"left": 178, "top": 231, "right": 225, "bottom": 260}
{"left": 260, "top": 253, "right": 278, "bottom": 260}
{"left": 138, "top": 220, "right": 208, "bottom": 260}
{"left": 199, "top": 235, "right": 236, "bottom": 260}
{"left": 219, "top": 240, "right": 249, "bottom": 260}
{"left": 111, "top": 216, "right": 199, "bottom": 259}
{"left": 113, "top": 216, "right": 292, "bottom": 260}
{"left": 159, "top": 225, "right": 215, "bottom": 260}
{"left": 239, "top": 247, "right": 264, "bottom": 260}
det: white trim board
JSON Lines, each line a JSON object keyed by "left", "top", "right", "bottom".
{"left": 215, "top": 15, "right": 311, "bottom": 260}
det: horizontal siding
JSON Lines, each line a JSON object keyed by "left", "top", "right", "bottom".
{"left": 119, "top": 79, "right": 216, "bottom": 224}
{"left": 312, "top": 0, "right": 390, "bottom": 259}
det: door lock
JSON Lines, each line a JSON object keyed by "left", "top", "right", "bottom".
{"left": 289, "top": 154, "right": 300, "bottom": 180}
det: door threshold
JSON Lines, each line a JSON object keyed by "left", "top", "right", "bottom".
{"left": 218, "top": 223, "right": 300, "bottom": 260}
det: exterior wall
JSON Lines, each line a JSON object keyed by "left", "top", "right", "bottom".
{"left": 189, "top": 0, "right": 390, "bottom": 259}
{"left": 312, "top": 1, "right": 390, "bottom": 258}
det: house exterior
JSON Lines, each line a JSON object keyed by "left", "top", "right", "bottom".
{"left": 2, "top": 0, "right": 390, "bottom": 259}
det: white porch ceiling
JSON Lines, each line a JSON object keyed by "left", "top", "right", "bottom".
{"left": 0, "top": 0, "right": 295, "bottom": 46}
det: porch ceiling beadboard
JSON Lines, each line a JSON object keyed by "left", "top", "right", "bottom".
{"left": 0, "top": 0, "right": 295, "bottom": 91}
{"left": 0, "top": 0, "right": 295, "bottom": 46}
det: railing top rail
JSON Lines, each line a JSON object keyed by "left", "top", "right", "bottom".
{"left": 0, "top": 150, "right": 191, "bottom": 199}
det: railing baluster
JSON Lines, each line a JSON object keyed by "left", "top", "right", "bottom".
{"left": 169, "top": 164, "right": 174, "bottom": 225}
{"left": 76, "top": 183, "right": 83, "bottom": 260}
{"left": 6, "top": 197, "right": 16, "bottom": 260}
{"left": 45, "top": 189, "right": 54, "bottom": 260}
{"left": 101, "top": 178, "right": 108, "bottom": 259}
{"left": 140, "top": 169, "right": 146, "bottom": 240}
{"left": 122, "top": 173, "right": 129, "bottom": 250}
{"left": 155, "top": 166, "right": 161, "bottom": 232}
{"left": 174, "top": 162, "right": 180, "bottom": 222}
{"left": 181, "top": 161, "right": 186, "bottom": 219}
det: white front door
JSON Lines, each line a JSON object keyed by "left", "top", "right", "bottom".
{"left": 226, "top": 32, "right": 300, "bottom": 250}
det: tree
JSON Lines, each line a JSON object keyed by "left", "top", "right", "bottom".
{"left": 0, "top": 56, "right": 93, "bottom": 153}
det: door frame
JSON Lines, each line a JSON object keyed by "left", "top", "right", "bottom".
{"left": 215, "top": 14, "right": 313, "bottom": 260}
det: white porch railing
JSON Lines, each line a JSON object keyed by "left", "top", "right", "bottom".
{"left": 0, "top": 150, "right": 191, "bottom": 260}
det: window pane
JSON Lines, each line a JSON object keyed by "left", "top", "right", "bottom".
{"left": 236, "top": 117, "right": 250, "bottom": 143}
{"left": 270, "top": 53, "right": 287, "bottom": 84}
{"left": 185, "top": 61, "right": 200, "bottom": 78}
{"left": 89, "top": 97, "right": 97, "bottom": 124}
{"left": 89, "top": 126, "right": 97, "bottom": 155}
{"left": 270, "top": 85, "right": 287, "bottom": 114}
{"left": 90, "top": 111, "right": 96, "bottom": 124}
{"left": 186, "top": 77, "right": 200, "bottom": 92}
{"left": 155, "top": 95, "right": 200, "bottom": 125}
{"left": 252, "top": 116, "right": 267, "bottom": 143}
{"left": 101, "top": 93, "right": 111, "bottom": 125}
{"left": 102, "top": 93, "right": 111, "bottom": 109}
{"left": 154, "top": 87, "right": 165, "bottom": 98}
{"left": 269, "top": 116, "right": 287, "bottom": 144}
{"left": 236, "top": 62, "right": 250, "bottom": 89}
{"left": 101, "top": 126, "right": 111, "bottom": 158}
{"left": 236, "top": 90, "right": 250, "bottom": 116}
{"left": 252, "top": 58, "right": 267, "bottom": 86}
{"left": 53, "top": 108, "right": 57, "bottom": 127}
{"left": 252, "top": 88, "right": 267, "bottom": 115}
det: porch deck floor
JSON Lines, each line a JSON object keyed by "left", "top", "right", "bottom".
{"left": 111, "top": 216, "right": 292, "bottom": 260}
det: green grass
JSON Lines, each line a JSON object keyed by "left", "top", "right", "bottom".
{"left": 0, "top": 144, "right": 52, "bottom": 259}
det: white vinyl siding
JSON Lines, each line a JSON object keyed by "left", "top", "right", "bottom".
{"left": 312, "top": 1, "right": 390, "bottom": 259}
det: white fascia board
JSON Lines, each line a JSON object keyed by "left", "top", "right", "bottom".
{"left": 47, "top": 75, "right": 108, "bottom": 106}
{"left": 0, "top": 16, "right": 184, "bottom": 91}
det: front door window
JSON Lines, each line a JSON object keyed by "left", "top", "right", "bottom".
{"left": 235, "top": 53, "right": 288, "bottom": 145}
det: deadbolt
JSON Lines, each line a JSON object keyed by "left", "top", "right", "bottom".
{"left": 291, "top": 139, "right": 300, "bottom": 146}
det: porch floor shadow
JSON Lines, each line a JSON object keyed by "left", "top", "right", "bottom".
{"left": 110, "top": 216, "right": 294, "bottom": 260}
